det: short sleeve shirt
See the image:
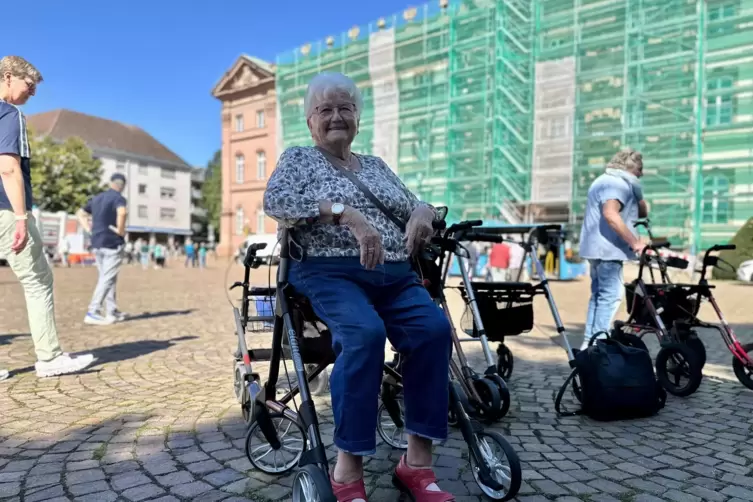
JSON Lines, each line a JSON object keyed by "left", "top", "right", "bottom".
{"left": 0, "top": 101, "right": 33, "bottom": 211}
{"left": 578, "top": 173, "right": 639, "bottom": 261}
{"left": 84, "top": 189, "right": 127, "bottom": 249}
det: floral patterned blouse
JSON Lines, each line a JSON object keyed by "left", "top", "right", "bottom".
{"left": 263, "top": 146, "right": 431, "bottom": 262}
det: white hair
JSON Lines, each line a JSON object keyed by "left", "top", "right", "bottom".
{"left": 304, "top": 72, "right": 364, "bottom": 119}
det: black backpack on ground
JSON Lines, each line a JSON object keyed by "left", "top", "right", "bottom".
{"left": 555, "top": 338, "right": 666, "bottom": 421}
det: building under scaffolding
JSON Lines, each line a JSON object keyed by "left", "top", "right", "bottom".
{"left": 275, "top": 0, "right": 753, "bottom": 251}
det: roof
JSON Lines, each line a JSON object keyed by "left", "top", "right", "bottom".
{"left": 211, "top": 54, "right": 276, "bottom": 98}
{"left": 26, "top": 109, "right": 190, "bottom": 168}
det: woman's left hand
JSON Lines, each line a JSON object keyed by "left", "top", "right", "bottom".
{"left": 404, "top": 206, "right": 435, "bottom": 256}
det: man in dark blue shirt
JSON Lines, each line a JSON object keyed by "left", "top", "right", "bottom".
{"left": 0, "top": 55, "right": 94, "bottom": 380}
{"left": 77, "top": 173, "right": 129, "bottom": 325}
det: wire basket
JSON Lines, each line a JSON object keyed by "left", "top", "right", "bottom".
{"left": 246, "top": 295, "right": 276, "bottom": 333}
{"left": 458, "top": 282, "right": 535, "bottom": 342}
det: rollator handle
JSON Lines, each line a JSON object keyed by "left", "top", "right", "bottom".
{"left": 447, "top": 220, "right": 483, "bottom": 234}
{"left": 461, "top": 232, "right": 505, "bottom": 244}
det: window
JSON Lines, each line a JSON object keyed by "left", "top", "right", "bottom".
{"left": 138, "top": 205, "right": 148, "bottom": 218}
{"left": 160, "top": 187, "right": 176, "bottom": 200}
{"left": 256, "top": 151, "right": 267, "bottom": 180}
{"left": 702, "top": 172, "right": 730, "bottom": 224}
{"left": 116, "top": 160, "right": 126, "bottom": 171}
{"left": 235, "top": 207, "right": 245, "bottom": 235}
{"left": 160, "top": 208, "right": 176, "bottom": 220}
{"left": 161, "top": 167, "right": 176, "bottom": 179}
{"left": 709, "top": 3, "right": 737, "bottom": 35}
{"left": 235, "top": 154, "right": 245, "bottom": 183}
{"left": 138, "top": 184, "right": 147, "bottom": 195}
{"left": 256, "top": 208, "right": 266, "bottom": 234}
{"left": 235, "top": 114, "right": 244, "bottom": 132}
{"left": 138, "top": 164, "right": 148, "bottom": 175}
{"left": 707, "top": 77, "right": 734, "bottom": 126}
{"left": 256, "top": 110, "right": 265, "bottom": 128}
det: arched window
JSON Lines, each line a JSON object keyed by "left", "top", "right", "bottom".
{"left": 256, "top": 207, "right": 266, "bottom": 234}
{"left": 235, "top": 206, "right": 245, "bottom": 235}
{"left": 702, "top": 171, "right": 730, "bottom": 224}
{"left": 235, "top": 154, "right": 245, "bottom": 183}
{"left": 256, "top": 151, "right": 267, "bottom": 180}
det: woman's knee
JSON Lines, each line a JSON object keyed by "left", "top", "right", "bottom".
{"left": 419, "top": 309, "right": 453, "bottom": 350}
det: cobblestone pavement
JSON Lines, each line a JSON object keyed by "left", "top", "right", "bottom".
{"left": 1, "top": 262, "right": 753, "bottom": 502}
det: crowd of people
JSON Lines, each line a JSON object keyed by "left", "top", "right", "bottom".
{"left": 122, "top": 238, "right": 213, "bottom": 269}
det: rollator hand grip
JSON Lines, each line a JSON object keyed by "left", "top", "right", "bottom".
{"left": 711, "top": 244, "right": 736, "bottom": 252}
{"left": 462, "top": 232, "right": 505, "bottom": 244}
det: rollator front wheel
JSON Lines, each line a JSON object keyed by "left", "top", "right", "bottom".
{"left": 292, "top": 464, "right": 336, "bottom": 502}
{"left": 483, "top": 374, "right": 511, "bottom": 420}
{"left": 495, "top": 344, "right": 514, "bottom": 380}
{"left": 377, "top": 393, "right": 408, "bottom": 450}
{"left": 656, "top": 343, "right": 703, "bottom": 397}
{"left": 469, "top": 431, "right": 522, "bottom": 501}
{"left": 471, "top": 377, "right": 503, "bottom": 424}
{"left": 245, "top": 413, "right": 306, "bottom": 475}
{"left": 306, "top": 365, "right": 330, "bottom": 396}
{"left": 732, "top": 342, "right": 753, "bottom": 390}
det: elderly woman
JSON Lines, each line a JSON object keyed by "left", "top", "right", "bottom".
{"left": 264, "top": 72, "right": 454, "bottom": 502}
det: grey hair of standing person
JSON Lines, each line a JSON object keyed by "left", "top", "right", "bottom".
{"left": 304, "top": 72, "right": 364, "bottom": 120}
{"left": 606, "top": 148, "right": 643, "bottom": 172}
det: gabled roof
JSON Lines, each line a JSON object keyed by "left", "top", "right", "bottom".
{"left": 211, "top": 54, "right": 276, "bottom": 99}
{"left": 26, "top": 109, "right": 190, "bottom": 168}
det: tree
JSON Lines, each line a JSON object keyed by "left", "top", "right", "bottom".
{"left": 29, "top": 131, "right": 105, "bottom": 213}
{"left": 201, "top": 149, "right": 222, "bottom": 235}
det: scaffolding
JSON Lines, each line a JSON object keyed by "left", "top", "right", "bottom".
{"left": 276, "top": 0, "right": 753, "bottom": 250}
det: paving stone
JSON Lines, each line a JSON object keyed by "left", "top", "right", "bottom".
{"left": 69, "top": 481, "right": 110, "bottom": 496}
{"left": 170, "top": 480, "right": 213, "bottom": 498}
{"left": 66, "top": 469, "right": 105, "bottom": 485}
{"left": 110, "top": 472, "right": 151, "bottom": 491}
{"left": 121, "top": 483, "right": 165, "bottom": 501}
{"left": 75, "top": 491, "right": 118, "bottom": 502}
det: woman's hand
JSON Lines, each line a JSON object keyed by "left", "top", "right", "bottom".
{"left": 405, "top": 206, "right": 435, "bottom": 256}
{"left": 341, "top": 207, "right": 385, "bottom": 270}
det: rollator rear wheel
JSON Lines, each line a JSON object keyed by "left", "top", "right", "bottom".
{"left": 732, "top": 342, "right": 753, "bottom": 391}
{"left": 469, "top": 431, "right": 522, "bottom": 501}
{"left": 292, "top": 464, "right": 336, "bottom": 502}
{"left": 471, "top": 377, "right": 502, "bottom": 424}
{"left": 483, "top": 374, "right": 511, "bottom": 420}
{"left": 245, "top": 413, "right": 306, "bottom": 475}
{"left": 656, "top": 343, "right": 703, "bottom": 397}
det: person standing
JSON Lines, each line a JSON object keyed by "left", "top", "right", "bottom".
{"left": 58, "top": 237, "right": 70, "bottom": 267}
{"left": 578, "top": 148, "right": 648, "bottom": 350}
{"left": 198, "top": 242, "right": 207, "bottom": 269}
{"left": 0, "top": 55, "right": 94, "bottom": 380}
{"left": 487, "top": 241, "right": 510, "bottom": 282}
{"left": 77, "top": 173, "right": 129, "bottom": 325}
{"left": 507, "top": 239, "right": 526, "bottom": 282}
{"left": 184, "top": 239, "right": 195, "bottom": 268}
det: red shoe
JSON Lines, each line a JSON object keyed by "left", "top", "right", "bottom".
{"left": 392, "top": 455, "right": 455, "bottom": 501}
{"left": 330, "top": 474, "right": 368, "bottom": 502}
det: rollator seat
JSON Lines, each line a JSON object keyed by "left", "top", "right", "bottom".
{"left": 284, "top": 288, "right": 335, "bottom": 367}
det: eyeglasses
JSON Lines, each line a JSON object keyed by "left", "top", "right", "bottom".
{"left": 315, "top": 103, "right": 356, "bottom": 119}
{"left": 12, "top": 76, "right": 36, "bottom": 93}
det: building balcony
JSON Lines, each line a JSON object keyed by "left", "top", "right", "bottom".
{"left": 191, "top": 205, "right": 208, "bottom": 218}
{"left": 191, "top": 168, "right": 206, "bottom": 183}
{"left": 191, "top": 188, "right": 203, "bottom": 200}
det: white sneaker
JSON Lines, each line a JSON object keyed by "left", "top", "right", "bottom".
{"left": 0, "top": 369, "right": 9, "bottom": 381}
{"left": 35, "top": 354, "right": 96, "bottom": 378}
{"left": 108, "top": 311, "right": 128, "bottom": 322}
{"left": 84, "top": 313, "right": 114, "bottom": 325}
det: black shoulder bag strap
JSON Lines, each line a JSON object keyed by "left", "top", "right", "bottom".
{"left": 316, "top": 147, "right": 406, "bottom": 233}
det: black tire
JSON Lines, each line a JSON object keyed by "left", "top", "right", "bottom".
{"left": 245, "top": 413, "right": 306, "bottom": 475}
{"left": 684, "top": 335, "right": 707, "bottom": 370}
{"left": 732, "top": 342, "right": 753, "bottom": 391}
{"left": 656, "top": 343, "right": 703, "bottom": 397}
{"left": 469, "top": 431, "right": 522, "bottom": 501}
{"left": 483, "top": 374, "right": 511, "bottom": 420}
{"left": 496, "top": 344, "right": 514, "bottom": 380}
{"left": 471, "top": 377, "right": 503, "bottom": 424}
{"left": 292, "top": 464, "right": 336, "bottom": 502}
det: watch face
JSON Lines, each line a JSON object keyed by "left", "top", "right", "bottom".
{"left": 332, "top": 203, "right": 345, "bottom": 215}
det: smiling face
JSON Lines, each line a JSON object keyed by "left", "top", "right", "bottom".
{"left": 307, "top": 88, "right": 359, "bottom": 151}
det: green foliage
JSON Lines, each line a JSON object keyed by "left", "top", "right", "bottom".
{"left": 201, "top": 149, "right": 222, "bottom": 235}
{"left": 713, "top": 217, "right": 753, "bottom": 280}
{"left": 29, "top": 132, "right": 105, "bottom": 213}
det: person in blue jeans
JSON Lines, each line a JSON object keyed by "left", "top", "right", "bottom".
{"left": 578, "top": 148, "right": 649, "bottom": 350}
{"left": 77, "top": 173, "right": 129, "bottom": 325}
{"left": 264, "top": 72, "right": 455, "bottom": 502}
{"left": 184, "top": 239, "right": 195, "bottom": 267}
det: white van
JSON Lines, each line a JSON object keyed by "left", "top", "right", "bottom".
{"left": 240, "top": 234, "right": 281, "bottom": 264}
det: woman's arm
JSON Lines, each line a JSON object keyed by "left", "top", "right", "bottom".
{"left": 263, "top": 148, "right": 322, "bottom": 227}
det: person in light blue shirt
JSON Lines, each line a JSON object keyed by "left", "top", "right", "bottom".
{"left": 578, "top": 148, "right": 648, "bottom": 350}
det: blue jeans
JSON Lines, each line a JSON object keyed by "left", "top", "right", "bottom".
{"left": 289, "top": 258, "right": 452, "bottom": 455}
{"left": 583, "top": 259, "right": 624, "bottom": 348}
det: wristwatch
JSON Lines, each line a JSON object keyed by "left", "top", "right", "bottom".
{"left": 332, "top": 203, "right": 345, "bottom": 225}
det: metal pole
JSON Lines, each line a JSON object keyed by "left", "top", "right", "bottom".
{"left": 691, "top": 0, "right": 706, "bottom": 255}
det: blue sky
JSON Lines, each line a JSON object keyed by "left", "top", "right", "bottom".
{"left": 5, "top": 0, "right": 417, "bottom": 167}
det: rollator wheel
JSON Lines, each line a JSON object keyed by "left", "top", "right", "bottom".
{"left": 448, "top": 381, "right": 470, "bottom": 428}
{"left": 656, "top": 343, "right": 703, "bottom": 397}
{"left": 495, "top": 344, "right": 514, "bottom": 380}
{"left": 245, "top": 413, "right": 306, "bottom": 475}
{"left": 469, "top": 431, "right": 522, "bottom": 501}
{"left": 307, "top": 365, "right": 330, "bottom": 396}
{"left": 483, "top": 374, "right": 511, "bottom": 420}
{"left": 732, "top": 342, "right": 753, "bottom": 390}
{"left": 292, "top": 464, "right": 336, "bottom": 502}
{"left": 671, "top": 327, "right": 706, "bottom": 370}
{"left": 377, "top": 394, "right": 408, "bottom": 450}
{"left": 471, "top": 377, "right": 502, "bottom": 424}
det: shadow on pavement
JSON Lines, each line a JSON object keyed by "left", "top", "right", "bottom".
{"left": 0, "top": 333, "right": 27, "bottom": 346}
{"left": 120, "top": 309, "right": 196, "bottom": 322}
